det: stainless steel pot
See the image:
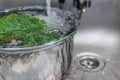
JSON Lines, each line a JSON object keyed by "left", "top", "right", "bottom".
{"left": 0, "top": 6, "right": 77, "bottom": 80}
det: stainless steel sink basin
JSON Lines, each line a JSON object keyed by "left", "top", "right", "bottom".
{"left": 65, "top": 0, "right": 120, "bottom": 80}
{"left": 69, "top": 27, "right": 120, "bottom": 80}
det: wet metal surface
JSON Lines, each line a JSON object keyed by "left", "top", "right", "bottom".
{"left": 68, "top": 0, "right": 120, "bottom": 80}
{"left": 0, "top": 0, "right": 120, "bottom": 80}
{"left": 0, "top": 6, "right": 76, "bottom": 80}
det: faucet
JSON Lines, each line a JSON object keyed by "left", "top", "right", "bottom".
{"left": 74, "top": 0, "right": 91, "bottom": 10}
{"left": 58, "top": 0, "right": 65, "bottom": 9}
{"left": 74, "top": 0, "right": 91, "bottom": 19}
{"left": 58, "top": 0, "right": 91, "bottom": 19}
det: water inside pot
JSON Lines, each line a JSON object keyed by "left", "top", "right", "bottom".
{"left": 0, "top": 5, "right": 78, "bottom": 48}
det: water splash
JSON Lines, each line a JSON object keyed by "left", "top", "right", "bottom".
{"left": 44, "top": 0, "right": 77, "bottom": 35}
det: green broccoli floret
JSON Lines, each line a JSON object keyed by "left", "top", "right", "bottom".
{"left": 0, "top": 14, "right": 64, "bottom": 47}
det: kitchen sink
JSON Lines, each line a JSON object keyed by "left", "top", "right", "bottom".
{"left": 0, "top": 0, "right": 120, "bottom": 80}
{"left": 66, "top": 0, "right": 120, "bottom": 80}
{"left": 69, "top": 26, "right": 120, "bottom": 80}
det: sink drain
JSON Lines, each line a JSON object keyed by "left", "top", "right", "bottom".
{"left": 80, "top": 56, "right": 100, "bottom": 70}
{"left": 73, "top": 52, "right": 106, "bottom": 72}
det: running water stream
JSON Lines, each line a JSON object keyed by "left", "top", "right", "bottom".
{"left": 46, "top": 0, "right": 52, "bottom": 16}
{"left": 45, "top": 0, "right": 77, "bottom": 35}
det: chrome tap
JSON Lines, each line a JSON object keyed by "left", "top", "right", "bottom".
{"left": 74, "top": 0, "right": 91, "bottom": 10}
{"left": 58, "top": 0, "right": 91, "bottom": 19}
{"left": 73, "top": 0, "right": 91, "bottom": 19}
{"left": 58, "top": 0, "right": 91, "bottom": 10}
{"left": 58, "top": 0, "right": 65, "bottom": 9}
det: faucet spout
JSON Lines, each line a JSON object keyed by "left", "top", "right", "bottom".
{"left": 73, "top": 0, "right": 91, "bottom": 19}
{"left": 58, "top": 0, "right": 65, "bottom": 9}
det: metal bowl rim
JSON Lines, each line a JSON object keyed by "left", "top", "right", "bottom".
{"left": 0, "top": 6, "right": 76, "bottom": 53}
